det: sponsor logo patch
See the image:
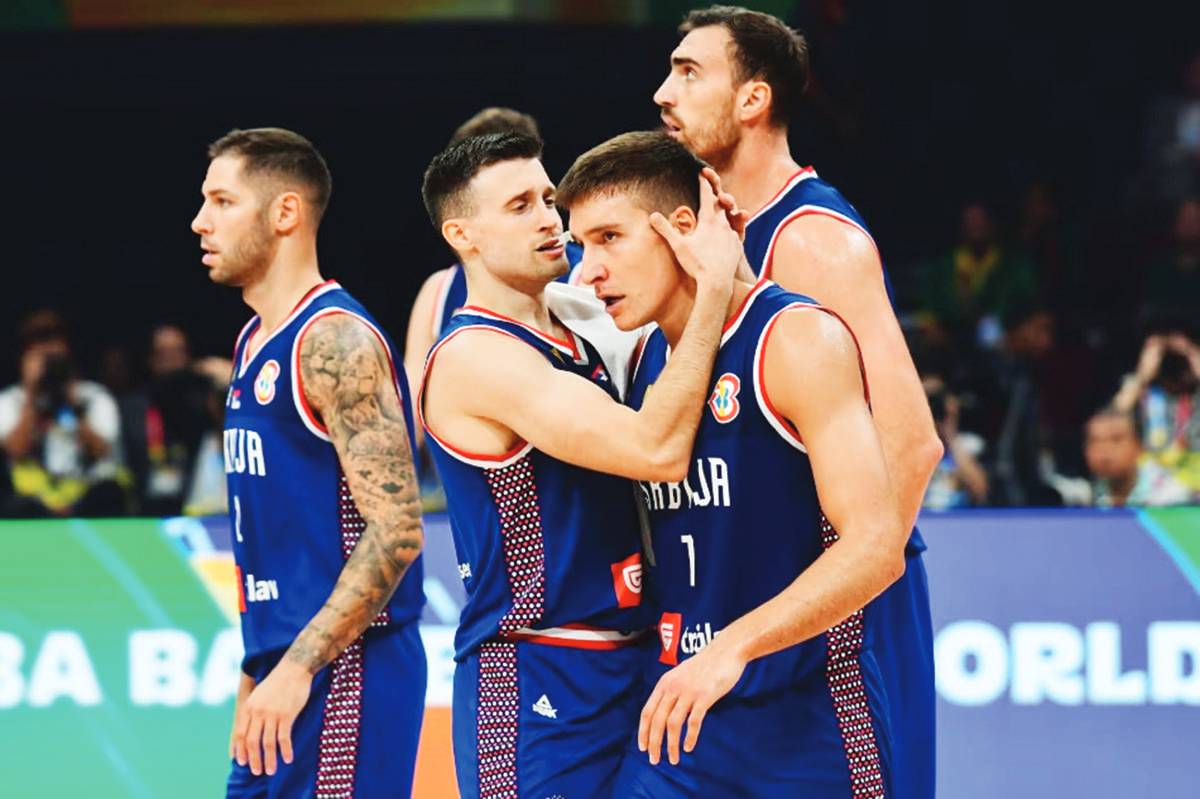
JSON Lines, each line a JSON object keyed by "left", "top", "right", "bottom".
{"left": 659, "top": 612, "right": 682, "bottom": 665}
{"left": 611, "top": 553, "right": 643, "bottom": 608}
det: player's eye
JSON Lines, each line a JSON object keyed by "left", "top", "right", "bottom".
{"left": 684, "top": 68, "right": 697, "bottom": 80}
{"left": 512, "top": 201, "right": 528, "bottom": 212}
{"left": 603, "top": 231, "right": 618, "bottom": 243}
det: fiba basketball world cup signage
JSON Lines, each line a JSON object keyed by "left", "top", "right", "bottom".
{"left": 0, "top": 509, "right": 1197, "bottom": 798}
{"left": 922, "top": 508, "right": 1200, "bottom": 799}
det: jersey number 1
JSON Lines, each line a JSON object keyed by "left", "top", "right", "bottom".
{"left": 681, "top": 534, "right": 696, "bottom": 587}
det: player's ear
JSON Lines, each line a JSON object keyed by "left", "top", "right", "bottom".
{"left": 441, "top": 218, "right": 472, "bottom": 254}
{"left": 668, "top": 205, "right": 697, "bottom": 234}
{"left": 273, "top": 191, "right": 304, "bottom": 234}
{"left": 738, "top": 80, "right": 772, "bottom": 125}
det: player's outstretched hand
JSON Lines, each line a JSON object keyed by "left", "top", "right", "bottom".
{"left": 648, "top": 173, "right": 747, "bottom": 292}
{"left": 637, "top": 642, "right": 748, "bottom": 766}
{"left": 232, "top": 659, "right": 313, "bottom": 777}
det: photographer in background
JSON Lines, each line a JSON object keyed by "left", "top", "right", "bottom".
{"left": 922, "top": 376, "right": 989, "bottom": 509}
{"left": 1112, "top": 331, "right": 1200, "bottom": 493}
{"left": 0, "top": 310, "right": 126, "bottom": 517}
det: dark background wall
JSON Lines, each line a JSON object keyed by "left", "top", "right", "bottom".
{"left": 1, "top": 1, "right": 1197, "bottom": 381}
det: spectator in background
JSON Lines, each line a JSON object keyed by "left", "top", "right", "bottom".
{"left": 1112, "top": 331, "right": 1200, "bottom": 493}
{"left": 1084, "top": 407, "right": 1192, "bottom": 507}
{"left": 1140, "top": 51, "right": 1200, "bottom": 210}
{"left": 182, "top": 358, "right": 231, "bottom": 517}
{"left": 920, "top": 201, "right": 1037, "bottom": 349}
{"left": 922, "top": 376, "right": 988, "bottom": 509}
{"left": 0, "top": 310, "right": 126, "bottom": 516}
{"left": 122, "top": 325, "right": 217, "bottom": 516}
{"left": 1141, "top": 197, "right": 1200, "bottom": 327}
{"left": 976, "top": 305, "right": 1064, "bottom": 506}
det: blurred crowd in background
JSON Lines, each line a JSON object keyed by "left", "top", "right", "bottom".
{"left": 2, "top": 33, "right": 1196, "bottom": 519}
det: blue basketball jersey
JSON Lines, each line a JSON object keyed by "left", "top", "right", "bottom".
{"left": 429, "top": 240, "right": 584, "bottom": 338}
{"left": 743, "top": 168, "right": 923, "bottom": 555}
{"left": 224, "top": 280, "right": 425, "bottom": 665}
{"left": 419, "top": 306, "right": 650, "bottom": 661}
{"left": 627, "top": 281, "right": 888, "bottom": 707}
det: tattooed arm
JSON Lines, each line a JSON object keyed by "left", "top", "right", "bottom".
{"left": 232, "top": 312, "right": 423, "bottom": 777}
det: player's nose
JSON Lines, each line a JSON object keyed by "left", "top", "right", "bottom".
{"left": 578, "top": 251, "right": 606, "bottom": 286}
{"left": 191, "top": 207, "right": 210, "bottom": 235}
{"left": 537, "top": 200, "right": 563, "bottom": 232}
{"left": 653, "top": 75, "right": 674, "bottom": 108}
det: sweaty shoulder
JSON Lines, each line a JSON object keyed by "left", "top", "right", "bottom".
{"left": 776, "top": 213, "right": 879, "bottom": 267}
{"left": 767, "top": 305, "right": 860, "bottom": 371}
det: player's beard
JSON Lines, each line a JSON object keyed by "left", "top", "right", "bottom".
{"left": 682, "top": 97, "right": 741, "bottom": 172}
{"left": 210, "top": 214, "right": 277, "bottom": 288}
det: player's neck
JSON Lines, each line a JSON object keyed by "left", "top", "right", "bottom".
{"left": 461, "top": 263, "right": 560, "bottom": 337}
{"left": 243, "top": 244, "right": 323, "bottom": 334}
{"left": 720, "top": 130, "right": 801, "bottom": 220}
{"left": 659, "top": 278, "right": 758, "bottom": 350}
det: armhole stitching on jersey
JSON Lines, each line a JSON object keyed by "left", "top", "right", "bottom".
{"left": 752, "top": 303, "right": 872, "bottom": 453}
{"left": 419, "top": 325, "right": 534, "bottom": 470}
{"left": 762, "top": 206, "right": 879, "bottom": 281}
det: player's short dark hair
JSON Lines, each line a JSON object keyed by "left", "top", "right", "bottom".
{"left": 421, "top": 131, "right": 544, "bottom": 226}
{"left": 557, "top": 131, "right": 708, "bottom": 216}
{"left": 680, "top": 5, "right": 810, "bottom": 127}
{"left": 449, "top": 107, "right": 541, "bottom": 145}
{"left": 207, "top": 127, "right": 332, "bottom": 221}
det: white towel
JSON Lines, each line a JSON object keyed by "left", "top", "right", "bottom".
{"left": 546, "top": 282, "right": 649, "bottom": 400}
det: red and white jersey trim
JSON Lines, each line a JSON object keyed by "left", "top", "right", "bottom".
{"left": 505, "top": 624, "right": 644, "bottom": 650}
{"left": 290, "top": 307, "right": 404, "bottom": 443}
{"left": 418, "top": 325, "right": 534, "bottom": 470}
{"left": 762, "top": 205, "right": 879, "bottom": 280}
{"left": 458, "top": 305, "right": 586, "bottom": 364}
{"left": 721, "top": 277, "right": 772, "bottom": 347}
{"left": 752, "top": 301, "right": 872, "bottom": 453}
{"left": 429, "top": 265, "right": 458, "bottom": 338}
{"left": 239, "top": 279, "right": 341, "bottom": 378}
{"left": 747, "top": 166, "right": 818, "bottom": 225}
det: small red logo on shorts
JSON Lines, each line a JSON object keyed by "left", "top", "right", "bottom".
{"left": 611, "top": 552, "right": 643, "bottom": 608}
{"left": 659, "top": 612, "right": 682, "bottom": 665}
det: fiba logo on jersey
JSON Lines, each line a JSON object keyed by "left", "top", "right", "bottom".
{"left": 254, "top": 360, "right": 281, "bottom": 405}
{"left": 611, "top": 552, "right": 643, "bottom": 608}
{"left": 708, "top": 373, "right": 741, "bottom": 424}
{"left": 659, "top": 612, "right": 682, "bottom": 665}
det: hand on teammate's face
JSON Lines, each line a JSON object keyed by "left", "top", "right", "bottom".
{"left": 231, "top": 659, "right": 312, "bottom": 777}
{"left": 638, "top": 642, "right": 748, "bottom": 766}
{"left": 702, "top": 167, "right": 751, "bottom": 242}
{"left": 648, "top": 173, "right": 747, "bottom": 291}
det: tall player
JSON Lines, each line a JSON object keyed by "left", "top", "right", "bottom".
{"left": 404, "top": 107, "right": 585, "bottom": 411}
{"left": 654, "top": 7, "right": 942, "bottom": 795}
{"left": 418, "top": 131, "right": 744, "bottom": 798}
{"left": 191, "top": 128, "right": 427, "bottom": 798}
{"left": 559, "top": 130, "right": 905, "bottom": 797}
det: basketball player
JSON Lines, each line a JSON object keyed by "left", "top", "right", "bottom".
{"left": 418, "top": 131, "right": 744, "bottom": 798}
{"left": 403, "top": 107, "right": 585, "bottom": 413}
{"left": 191, "top": 128, "right": 427, "bottom": 798}
{"left": 654, "top": 8, "right": 941, "bottom": 795}
{"left": 558, "top": 130, "right": 904, "bottom": 797}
